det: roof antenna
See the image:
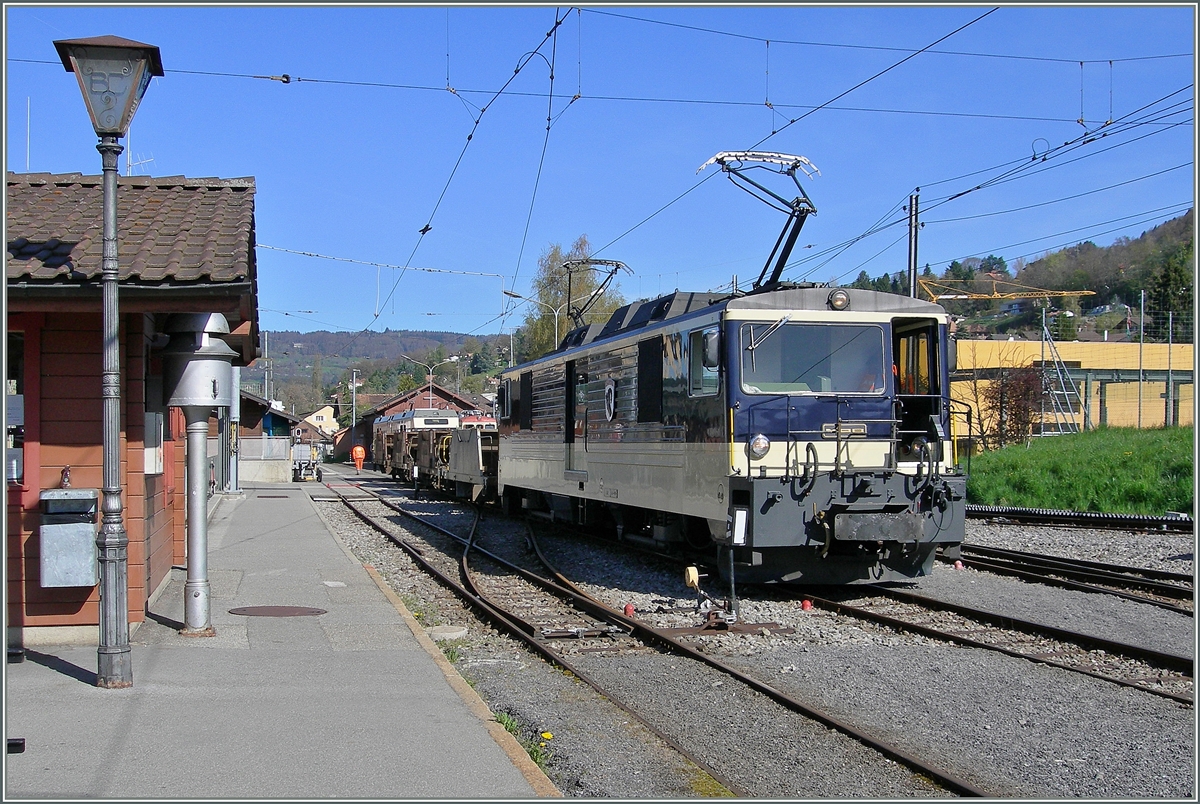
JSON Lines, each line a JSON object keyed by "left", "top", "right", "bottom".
{"left": 124, "top": 122, "right": 154, "bottom": 176}
{"left": 699, "top": 151, "right": 818, "bottom": 290}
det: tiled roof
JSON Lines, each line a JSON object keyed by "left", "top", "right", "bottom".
{"left": 6, "top": 172, "right": 255, "bottom": 284}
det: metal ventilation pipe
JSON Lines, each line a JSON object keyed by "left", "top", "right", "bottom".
{"left": 162, "top": 313, "right": 237, "bottom": 635}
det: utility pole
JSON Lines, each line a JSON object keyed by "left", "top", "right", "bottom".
{"left": 351, "top": 368, "right": 360, "bottom": 445}
{"left": 1138, "top": 290, "right": 1145, "bottom": 429}
{"left": 907, "top": 191, "right": 920, "bottom": 298}
{"left": 1166, "top": 311, "right": 1174, "bottom": 427}
{"left": 262, "top": 331, "right": 272, "bottom": 400}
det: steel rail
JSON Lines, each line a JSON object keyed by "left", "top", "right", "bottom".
{"left": 326, "top": 483, "right": 751, "bottom": 798}
{"left": 805, "top": 592, "right": 1193, "bottom": 705}
{"left": 962, "top": 544, "right": 1194, "bottom": 586}
{"left": 966, "top": 505, "right": 1194, "bottom": 533}
{"left": 868, "top": 586, "right": 1193, "bottom": 674}
{"left": 344, "top": 480, "right": 992, "bottom": 797}
{"left": 525, "top": 525, "right": 992, "bottom": 798}
{"left": 941, "top": 554, "right": 1194, "bottom": 616}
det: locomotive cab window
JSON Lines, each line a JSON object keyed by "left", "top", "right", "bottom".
{"left": 895, "top": 323, "right": 937, "bottom": 395}
{"left": 741, "top": 322, "right": 885, "bottom": 394}
{"left": 688, "top": 327, "right": 720, "bottom": 397}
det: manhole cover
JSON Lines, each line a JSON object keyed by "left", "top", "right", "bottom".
{"left": 229, "top": 606, "right": 327, "bottom": 617}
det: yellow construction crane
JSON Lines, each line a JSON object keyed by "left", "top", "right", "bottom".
{"left": 917, "top": 276, "right": 1097, "bottom": 304}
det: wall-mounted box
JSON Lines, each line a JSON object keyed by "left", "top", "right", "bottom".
{"left": 40, "top": 488, "right": 98, "bottom": 587}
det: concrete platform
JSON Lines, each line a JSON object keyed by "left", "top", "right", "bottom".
{"left": 4, "top": 481, "right": 558, "bottom": 799}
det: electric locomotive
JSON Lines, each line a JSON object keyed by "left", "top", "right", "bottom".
{"left": 495, "top": 152, "right": 966, "bottom": 584}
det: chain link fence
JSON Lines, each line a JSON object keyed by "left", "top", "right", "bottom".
{"left": 951, "top": 302, "right": 1193, "bottom": 451}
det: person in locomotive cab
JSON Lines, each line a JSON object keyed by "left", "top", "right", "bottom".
{"left": 857, "top": 364, "right": 884, "bottom": 392}
{"left": 351, "top": 443, "right": 366, "bottom": 474}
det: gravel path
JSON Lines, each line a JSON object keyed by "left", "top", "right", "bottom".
{"left": 311, "top": 469, "right": 1195, "bottom": 798}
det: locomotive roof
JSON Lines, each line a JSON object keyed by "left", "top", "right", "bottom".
{"left": 513, "top": 283, "right": 948, "bottom": 372}
{"left": 556, "top": 284, "right": 944, "bottom": 349}
{"left": 726, "top": 285, "right": 947, "bottom": 315}
{"left": 556, "top": 290, "right": 727, "bottom": 351}
{"left": 378, "top": 408, "right": 459, "bottom": 422}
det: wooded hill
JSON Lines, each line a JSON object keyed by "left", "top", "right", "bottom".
{"left": 241, "top": 329, "right": 507, "bottom": 409}
{"left": 1015, "top": 208, "right": 1193, "bottom": 307}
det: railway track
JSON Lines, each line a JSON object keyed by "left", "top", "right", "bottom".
{"left": 535, "top": 523, "right": 1194, "bottom": 704}
{"left": 316, "top": 476, "right": 991, "bottom": 798}
{"left": 806, "top": 586, "right": 1193, "bottom": 704}
{"left": 524, "top": 519, "right": 1193, "bottom": 704}
{"left": 966, "top": 505, "right": 1194, "bottom": 533}
{"left": 947, "top": 543, "right": 1194, "bottom": 615}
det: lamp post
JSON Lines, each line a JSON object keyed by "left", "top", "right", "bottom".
{"left": 54, "top": 35, "right": 164, "bottom": 689}
{"left": 503, "top": 290, "right": 566, "bottom": 347}
{"left": 401, "top": 355, "right": 459, "bottom": 407}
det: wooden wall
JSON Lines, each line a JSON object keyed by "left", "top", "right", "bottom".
{"left": 6, "top": 310, "right": 184, "bottom": 635}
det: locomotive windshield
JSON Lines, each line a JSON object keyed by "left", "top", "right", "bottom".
{"left": 740, "top": 322, "right": 886, "bottom": 394}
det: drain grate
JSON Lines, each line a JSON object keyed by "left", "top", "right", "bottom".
{"left": 229, "top": 606, "right": 327, "bottom": 617}
{"left": 256, "top": 495, "right": 289, "bottom": 499}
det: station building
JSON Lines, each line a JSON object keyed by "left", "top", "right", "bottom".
{"left": 6, "top": 171, "right": 259, "bottom": 648}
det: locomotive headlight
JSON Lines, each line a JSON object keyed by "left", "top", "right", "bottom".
{"left": 828, "top": 289, "right": 851, "bottom": 310}
{"left": 748, "top": 433, "right": 771, "bottom": 459}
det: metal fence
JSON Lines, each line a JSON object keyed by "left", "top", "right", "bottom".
{"left": 238, "top": 435, "right": 293, "bottom": 461}
{"left": 951, "top": 301, "right": 1194, "bottom": 451}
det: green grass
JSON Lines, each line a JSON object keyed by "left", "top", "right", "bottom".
{"left": 493, "top": 713, "right": 553, "bottom": 769}
{"left": 440, "top": 640, "right": 466, "bottom": 664}
{"left": 965, "top": 426, "right": 1193, "bottom": 514}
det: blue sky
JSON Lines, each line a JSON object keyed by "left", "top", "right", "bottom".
{"left": 5, "top": 5, "right": 1195, "bottom": 336}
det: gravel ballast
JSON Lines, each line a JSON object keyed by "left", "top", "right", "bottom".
{"left": 311, "top": 471, "right": 1195, "bottom": 798}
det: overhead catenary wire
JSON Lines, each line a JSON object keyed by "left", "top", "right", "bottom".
{"left": 806, "top": 87, "right": 1190, "bottom": 282}
{"left": 15, "top": 56, "right": 1181, "bottom": 129}
{"left": 748, "top": 8, "right": 1001, "bottom": 150}
{"left": 577, "top": 8, "right": 1191, "bottom": 64}
{"left": 329, "top": 9, "right": 572, "bottom": 358}
{"left": 788, "top": 90, "right": 1192, "bottom": 282}
{"left": 914, "top": 86, "right": 1192, "bottom": 192}
{"left": 785, "top": 120, "right": 1190, "bottom": 280}
{"left": 12, "top": 13, "right": 1186, "bottom": 339}
{"left": 503, "top": 8, "right": 575, "bottom": 333}
{"left": 595, "top": 9, "right": 999, "bottom": 260}
{"left": 838, "top": 202, "right": 1193, "bottom": 288}
{"left": 923, "top": 88, "right": 1192, "bottom": 211}
{"left": 923, "top": 162, "right": 1193, "bottom": 224}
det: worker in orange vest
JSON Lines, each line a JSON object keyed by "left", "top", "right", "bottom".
{"left": 351, "top": 443, "right": 366, "bottom": 475}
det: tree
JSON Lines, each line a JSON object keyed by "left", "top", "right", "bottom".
{"left": 945, "top": 260, "right": 974, "bottom": 282}
{"left": 470, "top": 341, "right": 499, "bottom": 374}
{"left": 980, "top": 361, "right": 1044, "bottom": 448}
{"left": 310, "top": 353, "right": 323, "bottom": 399}
{"left": 1051, "top": 311, "right": 1077, "bottom": 341}
{"left": 1147, "top": 240, "right": 1194, "bottom": 343}
{"left": 979, "top": 255, "right": 1009, "bottom": 278}
{"left": 277, "top": 379, "right": 322, "bottom": 416}
{"left": 515, "top": 235, "right": 625, "bottom": 362}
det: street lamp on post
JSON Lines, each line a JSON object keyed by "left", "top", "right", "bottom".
{"left": 503, "top": 290, "right": 566, "bottom": 347}
{"left": 54, "top": 35, "right": 164, "bottom": 689}
{"left": 401, "top": 355, "right": 459, "bottom": 407}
